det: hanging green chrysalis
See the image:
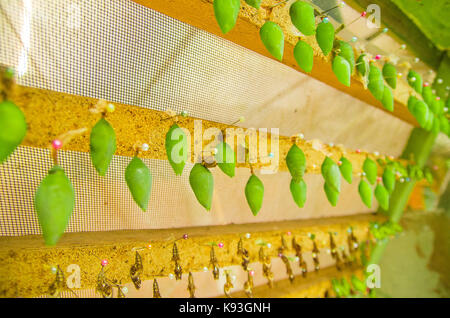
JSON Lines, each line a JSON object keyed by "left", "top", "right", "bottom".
{"left": 289, "top": 1, "right": 316, "bottom": 36}
{"left": 0, "top": 100, "right": 27, "bottom": 163}
{"left": 363, "top": 157, "right": 377, "bottom": 185}
{"left": 382, "top": 167, "right": 395, "bottom": 194}
{"left": 332, "top": 55, "right": 351, "bottom": 87}
{"left": 260, "top": 21, "right": 284, "bottom": 61}
{"left": 293, "top": 40, "right": 313, "bottom": 73}
{"left": 321, "top": 156, "right": 341, "bottom": 193}
{"left": 422, "top": 85, "right": 433, "bottom": 106}
{"left": 324, "top": 182, "right": 339, "bottom": 206}
{"left": 189, "top": 163, "right": 214, "bottom": 211}
{"left": 340, "top": 278, "right": 351, "bottom": 297}
{"left": 351, "top": 275, "right": 366, "bottom": 293}
{"left": 431, "top": 115, "right": 440, "bottom": 134}
{"left": 429, "top": 99, "right": 443, "bottom": 115}
{"left": 410, "top": 100, "right": 430, "bottom": 128}
{"left": 244, "top": 0, "right": 261, "bottom": 9}
{"left": 315, "top": 19, "right": 335, "bottom": 56}
{"left": 381, "top": 85, "right": 394, "bottom": 112}
{"left": 382, "top": 62, "right": 397, "bottom": 89}
{"left": 290, "top": 178, "right": 307, "bottom": 208}
{"left": 407, "top": 95, "right": 418, "bottom": 112}
{"left": 89, "top": 118, "right": 116, "bottom": 176}
{"left": 374, "top": 184, "right": 389, "bottom": 210}
{"left": 215, "top": 141, "right": 236, "bottom": 177}
{"left": 439, "top": 115, "right": 449, "bottom": 135}
{"left": 358, "top": 179, "right": 372, "bottom": 208}
{"left": 165, "top": 124, "right": 188, "bottom": 176}
{"left": 356, "top": 54, "right": 369, "bottom": 76}
{"left": 336, "top": 41, "right": 355, "bottom": 72}
{"left": 126, "top": 156, "right": 152, "bottom": 212}
{"left": 424, "top": 112, "right": 434, "bottom": 132}
{"left": 34, "top": 165, "right": 75, "bottom": 246}
{"left": 245, "top": 174, "right": 264, "bottom": 215}
{"left": 368, "top": 64, "right": 384, "bottom": 101}
{"left": 285, "top": 144, "right": 306, "bottom": 183}
{"left": 407, "top": 70, "right": 423, "bottom": 94}
{"left": 213, "top": 0, "right": 241, "bottom": 34}
{"left": 339, "top": 157, "right": 353, "bottom": 184}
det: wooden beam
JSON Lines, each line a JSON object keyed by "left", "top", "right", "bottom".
{"left": 132, "top": 0, "right": 418, "bottom": 126}
{"left": 0, "top": 213, "right": 381, "bottom": 297}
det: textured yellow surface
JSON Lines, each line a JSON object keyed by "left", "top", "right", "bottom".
{"left": 0, "top": 214, "right": 380, "bottom": 297}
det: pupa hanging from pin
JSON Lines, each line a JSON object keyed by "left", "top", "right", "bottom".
{"left": 125, "top": 143, "right": 152, "bottom": 212}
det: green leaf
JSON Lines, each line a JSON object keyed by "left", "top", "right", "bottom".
{"left": 410, "top": 100, "right": 430, "bottom": 128}
{"left": 368, "top": 64, "right": 384, "bottom": 101}
{"left": 189, "top": 163, "right": 214, "bottom": 211}
{"left": 289, "top": 1, "right": 316, "bottom": 36}
{"left": 0, "top": 101, "right": 27, "bottom": 163}
{"left": 375, "top": 184, "right": 389, "bottom": 210}
{"left": 332, "top": 55, "right": 351, "bottom": 87}
{"left": 407, "top": 70, "right": 423, "bottom": 94}
{"left": 293, "top": 40, "right": 313, "bottom": 73}
{"left": 260, "top": 21, "right": 284, "bottom": 61}
{"left": 89, "top": 118, "right": 116, "bottom": 176}
{"left": 34, "top": 165, "right": 75, "bottom": 246}
{"left": 126, "top": 156, "right": 152, "bottom": 212}
{"left": 339, "top": 156, "right": 353, "bottom": 184}
{"left": 358, "top": 179, "right": 372, "bottom": 208}
{"left": 165, "top": 124, "right": 188, "bottom": 176}
{"left": 244, "top": 0, "right": 261, "bottom": 9}
{"left": 286, "top": 144, "right": 306, "bottom": 182}
{"left": 381, "top": 85, "right": 394, "bottom": 112}
{"left": 290, "top": 178, "right": 307, "bottom": 208}
{"left": 382, "top": 167, "right": 395, "bottom": 194}
{"left": 324, "top": 182, "right": 339, "bottom": 206}
{"left": 215, "top": 141, "right": 235, "bottom": 177}
{"left": 363, "top": 157, "right": 378, "bottom": 185}
{"left": 336, "top": 40, "right": 355, "bottom": 72}
{"left": 321, "top": 156, "right": 341, "bottom": 192}
{"left": 213, "top": 0, "right": 241, "bottom": 34}
{"left": 382, "top": 62, "right": 397, "bottom": 89}
{"left": 245, "top": 174, "right": 264, "bottom": 215}
{"left": 315, "top": 20, "right": 334, "bottom": 56}
{"left": 356, "top": 54, "right": 369, "bottom": 76}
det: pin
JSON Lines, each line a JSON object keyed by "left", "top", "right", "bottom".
{"left": 230, "top": 116, "right": 245, "bottom": 125}
{"left": 161, "top": 109, "right": 188, "bottom": 122}
{"left": 336, "top": 11, "right": 367, "bottom": 34}
{"left": 365, "top": 27, "right": 389, "bottom": 42}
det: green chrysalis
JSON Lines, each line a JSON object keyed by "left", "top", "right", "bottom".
{"left": 382, "top": 62, "right": 397, "bottom": 89}
{"left": 336, "top": 40, "right": 355, "bottom": 72}
{"left": 293, "top": 40, "right": 313, "bottom": 73}
{"left": 285, "top": 144, "right": 306, "bottom": 183}
{"left": 289, "top": 1, "right": 316, "bottom": 36}
{"left": 375, "top": 183, "right": 389, "bottom": 210}
{"left": 315, "top": 20, "right": 335, "bottom": 56}
{"left": 351, "top": 275, "right": 366, "bottom": 293}
{"left": 332, "top": 55, "right": 351, "bottom": 87}
{"left": 321, "top": 156, "right": 341, "bottom": 193}
{"left": 125, "top": 156, "right": 152, "bottom": 212}
{"left": 89, "top": 118, "right": 116, "bottom": 176}
{"left": 358, "top": 179, "right": 372, "bottom": 208}
{"left": 422, "top": 85, "right": 433, "bottom": 106}
{"left": 290, "top": 178, "right": 307, "bottom": 208}
{"left": 363, "top": 157, "right": 377, "bottom": 185}
{"left": 368, "top": 64, "right": 384, "bottom": 101}
{"left": 245, "top": 174, "right": 264, "bottom": 215}
{"left": 381, "top": 85, "right": 394, "bottom": 112}
{"left": 189, "top": 163, "right": 214, "bottom": 211}
{"left": 215, "top": 141, "right": 236, "bottom": 177}
{"left": 244, "top": 0, "right": 261, "bottom": 9}
{"left": 324, "top": 182, "right": 339, "bottom": 206}
{"left": 407, "top": 70, "right": 423, "bottom": 94}
{"left": 34, "top": 165, "right": 75, "bottom": 246}
{"left": 356, "top": 54, "right": 369, "bottom": 76}
{"left": 213, "top": 0, "right": 241, "bottom": 34}
{"left": 165, "top": 124, "right": 188, "bottom": 176}
{"left": 260, "top": 21, "right": 284, "bottom": 61}
{"left": 410, "top": 100, "right": 430, "bottom": 128}
{"left": 0, "top": 100, "right": 27, "bottom": 163}
{"left": 339, "top": 156, "right": 353, "bottom": 184}
{"left": 382, "top": 167, "right": 395, "bottom": 194}
{"left": 439, "top": 115, "right": 449, "bottom": 135}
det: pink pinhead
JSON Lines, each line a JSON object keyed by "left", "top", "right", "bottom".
{"left": 101, "top": 259, "right": 108, "bottom": 267}
{"left": 218, "top": 242, "right": 224, "bottom": 248}
{"left": 376, "top": 176, "right": 382, "bottom": 183}
{"left": 361, "top": 11, "right": 367, "bottom": 17}
{"left": 375, "top": 55, "right": 381, "bottom": 60}
{"left": 355, "top": 149, "right": 361, "bottom": 154}
{"left": 337, "top": 161, "right": 342, "bottom": 166}
{"left": 286, "top": 231, "right": 292, "bottom": 236}
{"left": 423, "top": 82, "right": 429, "bottom": 87}
{"left": 278, "top": 253, "right": 283, "bottom": 258}
{"left": 183, "top": 234, "right": 188, "bottom": 240}
{"left": 433, "top": 165, "right": 438, "bottom": 171}
{"left": 249, "top": 270, "right": 255, "bottom": 276}
{"left": 436, "top": 97, "right": 441, "bottom": 101}
{"left": 52, "top": 139, "right": 62, "bottom": 150}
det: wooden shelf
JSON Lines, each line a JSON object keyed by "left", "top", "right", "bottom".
{"left": 132, "top": 0, "right": 419, "bottom": 126}
{"left": 0, "top": 213, "right": 381, "bottom": 297}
